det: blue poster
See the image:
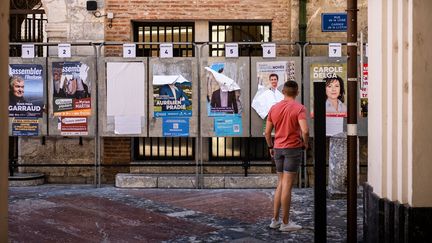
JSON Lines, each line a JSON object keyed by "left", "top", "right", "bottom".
{"left": 12, "top": 118, "right": 39, "bottom": 136}
{"left": 8, "top": 64, "right": 44, "bottom": 117}
{"left": 214, "top": 116, "right": 242, "bottom": 136}
{"left": 162, "top": 117, "right": 190, "bottom": 137}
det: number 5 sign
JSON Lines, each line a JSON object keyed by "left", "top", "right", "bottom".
{"left": 328, "top": 43, "right": 342, "bottom": 57}
{"left": 262, "top": 43, "right": 276, "bottom": 58}
{"left": 225, "top": 43, "right": 238, "bottom": 58}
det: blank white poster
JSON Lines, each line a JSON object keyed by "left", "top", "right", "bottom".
{"left": 107, "top": 62, "right": 145, "bottom": 116}
{"left": 114, "top": 115, "right": 141, "bottom": 134}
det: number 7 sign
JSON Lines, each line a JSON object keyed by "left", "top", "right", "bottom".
{"left": 328, "top": 43, "right": 342, "bottom": 57}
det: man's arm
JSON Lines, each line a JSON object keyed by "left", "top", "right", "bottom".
{"left": 298, "top": 119, "right": 309, "bottom": 150}
{"left": 264, "top": 120, "right": 274, "bottom": 157}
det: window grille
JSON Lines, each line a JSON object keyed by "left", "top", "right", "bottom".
{"left": 209, "top": 22, "right": 271, "bottom": 57}
{"left": 10, "top": 2, "right": 47, "bottom": 57}
{"left": 133, "top": 22, "right": 195, "bottom": 57}
{"left": 210, "top": 137, "right": 271, "bottom": 161}
{"left": 134, "top": 137, "right": 195, "bottom": 160}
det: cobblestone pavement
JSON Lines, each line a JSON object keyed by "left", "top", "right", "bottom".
{"left": 9, "top": 185, "right": 363, "bottom": 242}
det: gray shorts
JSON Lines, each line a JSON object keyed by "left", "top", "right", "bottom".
{"left": 273, "top": 148, "right": 302, "bottom": 173}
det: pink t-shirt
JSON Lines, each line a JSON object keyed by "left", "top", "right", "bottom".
{"left": 267, "top": 100, "right": 307, "bottom": 149}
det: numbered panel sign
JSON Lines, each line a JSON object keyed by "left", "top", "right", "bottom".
{"left": 262, "top": 43, "right": 276, "bottom": 58}
{"left": 365, "top": 43, "right": 368, "bottom": 57}
{"left": 123, "top": 43, "right": 136, "bottom": 58}
{"left": 225, "top": 43, "right": 239, "bottom": 58}
{"left": 160, "top": 43, "right": 173, "bottom": 58}
{"left": 58, "top": 43, "right": 71, "bottom": 58}
{"left": 328, "top": 43, "right": 342, "bottom": 57}
{"left": 21, "top": 44, "right": 35, "bottom": 58}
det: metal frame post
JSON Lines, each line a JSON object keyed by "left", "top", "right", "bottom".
{"left": 347, "top": 0, "right": 359, "bottom": 242}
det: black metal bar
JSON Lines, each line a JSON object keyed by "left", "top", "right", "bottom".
{"left": 347, "top": 0, "right": 359, "bottom": 242}
{"left": 314, "top": 81, "right": 327, "bottom": 242}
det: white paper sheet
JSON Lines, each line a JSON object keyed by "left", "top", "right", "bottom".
{"left": 114, "top": 115, "right": 141, "bottom": 134}
{"left": 107, "top": 62, "right": 145, "bottom": 117}
{"left": 153, "top": 75, "right": 189, "bottom": 85}
{"left": 251, "top": 87, "right": 284, "bottom": 119}
{"left": 204, "top": 67, "right": 240, "bottom": 92}
{"left": 326, "top": 117, "right": 344, "bottom": 136}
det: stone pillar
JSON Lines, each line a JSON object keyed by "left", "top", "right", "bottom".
{"left": 0, "top": 0, "right": 9, "bottom": 240}
{"left": 328, "top": 132, "right": 347, "bottom": 199}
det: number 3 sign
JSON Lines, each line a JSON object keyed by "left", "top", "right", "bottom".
{"left": 123, "top": 44, "right": 136, "bottom": 58}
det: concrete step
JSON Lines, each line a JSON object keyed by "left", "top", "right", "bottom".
{"left": 115, "top": 173, "right": 278, "bottom": 189}
{"left": 9, "top": 173, "right": 45, "bottom": 187}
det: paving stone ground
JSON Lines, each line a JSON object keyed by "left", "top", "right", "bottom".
{"left": 8, "top": 185, "right": 363, "bottom": 242}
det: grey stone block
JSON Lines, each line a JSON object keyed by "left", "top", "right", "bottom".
{"left": 203, "top": 176, "right": 225, "bottom": 188}
{"left": 158, "top": 176, "right": 197, "bottom": 188}
{"left": 225, "top": 175, "right": 278, "bottom": 188}
{"left": 115, "top": 174, "right": 157, "bottom": 188}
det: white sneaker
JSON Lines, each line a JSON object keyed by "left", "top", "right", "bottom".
{"left": 279, "top": 221, "right": 302, "bottom": 232}
{"left": 269, "top": 218, "right": 281, "bottom": 229}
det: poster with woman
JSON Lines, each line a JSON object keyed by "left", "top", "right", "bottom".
{"left": 205, "top": 62, "right": 242, "bottom": 117}
{"left": 310, "top": 63, "right": 347, "bottom": 117}
{"left": 8, "top": 64, "right": 44, "bottom": 117}
{"left": 310, "top": 63, "right": 347, "bottom": 136}
{"left": 52, "top": 62, "right": 91, "bottom": 117}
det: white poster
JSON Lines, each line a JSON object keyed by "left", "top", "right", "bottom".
{"left": 107, "top": 62, "right": 145, "bottom": 116}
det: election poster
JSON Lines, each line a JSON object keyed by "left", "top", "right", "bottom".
{"left": 153, "top": 75, "right": 192, "bottom": 117}
{"left": 8, "top": 64, "right": 44, "bottom": 117}
{"left": 310, "top": 63, "right": 347, "bottom": 136}
{"left": 360, "top": 63, "right": 368, "bottom": 117}
{"left": 59, "top": 116, "right": 88, "bottom": 136}
{"left": 52, "top": 62, "right": 91, "bottom": 117}
{"left": 310, "top": 63, "right": 347, "bottom": 117}
{"left": 252, "top": 61, "right": 295, "bottom": 119}
{"left": 205, "top": 62, "right": 243, "bottom": 117}
{"left": 11, "top": 118, "right": 39, "bottom": 136}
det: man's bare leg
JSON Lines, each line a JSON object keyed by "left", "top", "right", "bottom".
{"left": 273, "top": 172, "right": 283, "bottom": 220}
{"left": 281, "top": 172, "right": 296, "bottom": 224}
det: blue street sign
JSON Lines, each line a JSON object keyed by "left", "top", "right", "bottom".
{"left": 322, "top": 13, "right": 347, "bottom": 32}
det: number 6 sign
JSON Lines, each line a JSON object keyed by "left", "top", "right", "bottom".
{"left": 262, "top": 43, "right": 276, "bottom": 58}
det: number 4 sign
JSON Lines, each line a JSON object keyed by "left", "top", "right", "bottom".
{"left": 160, "top": 43, "right": 173, "bottom": 58}
{"left": 328, "top": 43, "right": 342, "bottom": 57}
{"left": 262, "top": 43, "right": 276, "bottom": 58}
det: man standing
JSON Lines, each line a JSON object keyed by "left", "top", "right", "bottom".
{"left": 265, "top": 80, "right": 309, "bottom": 232}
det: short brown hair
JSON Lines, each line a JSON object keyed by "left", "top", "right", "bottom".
{"left": 283, "top": 80, "right": 298, "bottom": 97}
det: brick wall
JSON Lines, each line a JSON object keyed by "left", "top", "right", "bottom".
{"left": 105, "top": 0, "right": 294, "bottom": 55}
{"left": 102, "top": 137, "right": 132, "bottom": 183}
